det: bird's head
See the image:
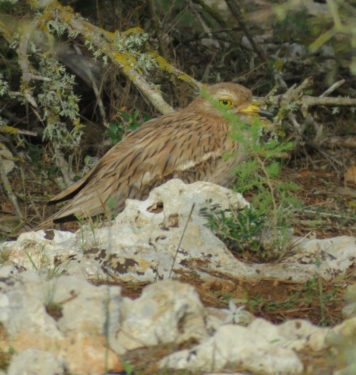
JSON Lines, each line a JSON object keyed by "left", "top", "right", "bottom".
{"left": 190, "top": 82, "right": 272, "bottom": 119}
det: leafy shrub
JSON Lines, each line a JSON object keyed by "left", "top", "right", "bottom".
{"left": 206, "top": 101, "right": 301, "bottom": 262}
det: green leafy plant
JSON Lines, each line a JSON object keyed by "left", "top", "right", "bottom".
{"left": 38, "top": 58, "right": 82, "bottom": 150}
{"left": 205, "top": 98, "right": 301, "bottom": 262}
{"left": 207, "top": 207, "right": 265, "bottom": 256}
{"left": 105, "top": 110, "right": 150, "bottom": 145}
{"left": 122, "top": 361, "right": 134, "bottom": 375}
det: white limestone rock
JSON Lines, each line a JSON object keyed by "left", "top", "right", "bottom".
{"left": 7, "top": 349, "right": 65, "bottom": 375}
{"left": 0, "top": 179, "right": 355, "bottom": 284}
{"left": 160, "top": 315, "right": 355, "bottom": 373}
{"left": 0, "top": 229, "right": 77, "bottom": 273}
{"left": 0, "top": 271, "right": 63, "bottom": 340}
{"left": 160, "top": 322, "right": 304, "bottom": 374}
{"left": 87, "top": 179, "right": 251, "bottom": 281}
{"left": 84, "top": 179, "right": 356, "bottom": 282}
{"left": 50, "top": 274, "right": 122, "bottom": 336}
{"left": 249, "top": 318, "right": 329, "bottom": 352}
{"left": 343, "top": 302, "right": 356, "bottom": 319}
{"left": 342, "top": 283, "right": 356, "bottom": 318}
{"left": 285, "top": 236, "right": 356, "bottom": 280}
{"left": 111, "top": 280, "right": 208, "bottom": 353}
{"left": 0, "top": 272, "right": 123, "bottom": 374}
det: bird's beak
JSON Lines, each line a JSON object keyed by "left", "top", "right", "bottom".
{"left": 238, "top": 103, "right": 260, "bottom": 115}
{"left": 238, "top": 102, "right": 274, "bottom": 119}
{"left": 258, "top": 109, "right": 274, "bottom": 119}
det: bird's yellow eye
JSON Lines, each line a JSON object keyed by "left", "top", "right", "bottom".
{"left": 219, "top": 98, "right": 233, "bottom": 108}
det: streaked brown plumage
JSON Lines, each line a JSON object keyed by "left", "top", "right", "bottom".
{"left": 47, "top": 82, "right": 262, "bottom": 223}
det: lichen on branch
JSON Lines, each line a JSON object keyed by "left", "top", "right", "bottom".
{"left": 36, "top": 1, "right": 199, "bottom": 114}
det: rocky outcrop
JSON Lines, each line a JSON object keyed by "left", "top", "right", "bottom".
{"left": 0, "top": 179, "right": 355, "bottom": 374}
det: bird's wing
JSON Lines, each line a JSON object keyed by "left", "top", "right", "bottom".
{"left": 48, "top": 115, "right": 171, "bottom": 205}
{"left": 49, "top": 169, "right": 96, "bottom": 204}
{"left": 49, "top": 111, "right": 230, "bottom": 221}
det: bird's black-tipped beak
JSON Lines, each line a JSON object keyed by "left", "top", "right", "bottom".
{"left": 238, "top": 102, "right": 274, "bottom": 120}
{"left": 258, "top": 109, "right": 274, "bottom": 120}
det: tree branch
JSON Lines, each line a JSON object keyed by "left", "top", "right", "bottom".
{"left": 302, "top": 96, "right": 356, "bottom": 108}
{"left": 39, "top": 2, "right": 200, "bottom": 114}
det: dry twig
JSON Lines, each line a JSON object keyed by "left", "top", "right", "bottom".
{"left": 301, "top": 96, "right": 356, "bottom": 109}
{"left": 225, "top": 0, "right": 267, "bottom": 63}
{"left": 320, "top": 79, "right": 345, "bottom": 97}
{"left": 169, "top": 203, "right": 195, "bottom": 279}
{"left": 0, "top": 158, "right": 23, "bottom": 220}
{"left": 265, "top": 78, "right": 356, "bottom": 161}
{"left": 322, "top": 136, "right": 356, "bottom": 149}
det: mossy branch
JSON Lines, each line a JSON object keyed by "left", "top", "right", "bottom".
{"left": 0, "top": 125, "right": 37, "bottom": 137}
{"left": 36, "top": 1, "right": 199, "bottom": 114}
